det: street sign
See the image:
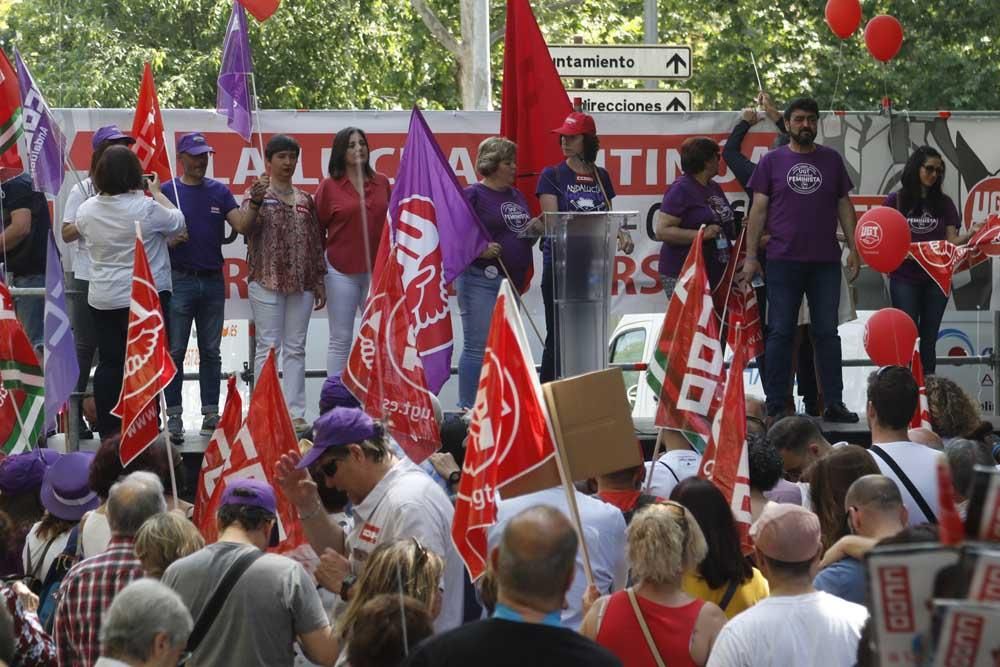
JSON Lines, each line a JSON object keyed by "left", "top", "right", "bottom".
{"left": 570, "top": 90, "right": 693, "bottom": 113}
{"left": 550, "top": 45, "right": 691, "bottom": 79}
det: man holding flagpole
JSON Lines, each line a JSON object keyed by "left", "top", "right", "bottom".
{"left": 1, "top": 173, "right": 49, "bottom": 354}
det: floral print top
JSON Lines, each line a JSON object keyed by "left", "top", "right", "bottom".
{"left": 243, "top": 187, "right": 325, "bottom": 294}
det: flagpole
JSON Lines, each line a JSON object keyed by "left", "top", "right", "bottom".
{"left": 355, "top": 160, "right": 389, "bottom": 424}
{"left": 249, "top": 72, "right": 266, "bottom": 165}
{"left": 160, "top": 391, "right": 180, "bottom": 510}
{"left": 496, "top": 258, "right": 545, "bottom": 347}
{"left": 643, "top": 428, "right": 664, "bottom": 492}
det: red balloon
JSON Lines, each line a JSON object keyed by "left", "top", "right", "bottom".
{"left": 825, "top": 0, "right": 862, "bottom": 39}
{"left": 864, "top": 308, "right": 918, "bottom": 366}
{"left": 864, "top": 15, "right": 904, "bottom": 63}
{"left": 855, "top": 206, "right": 911, "bottom": 273}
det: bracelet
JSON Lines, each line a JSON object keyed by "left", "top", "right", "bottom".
{"left": 298, "top": 503, "right": 323, "bottom": 521}
{"left": 249, "top": 200, "right": 262, "bottom": 209}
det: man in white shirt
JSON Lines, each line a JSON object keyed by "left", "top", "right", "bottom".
{"left": 488, "top": 486, "right": 627, "bottom": 630}
{"left": 275, "top": 407, "right": 464, "bottom": 631}
{"left": 865, "top": 366, "right": 941, "bottom": 525}
{"left": 708, "top": 504, "right": 868, "bottom": 667}
{"left": 643, "top": 429, "right": 702, "bottom": 499}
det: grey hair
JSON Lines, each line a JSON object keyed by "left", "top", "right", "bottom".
{"left": 944, "top": 439, "right": 994, "bottom": 499}
{"left": 496, "top": 505, "right": 577, "bottom": 602}
{"left": 100, "top": 578, "right": 192, "bottom": 661}
{"left": 475, "top": 136, "right": 517, "bottom": 177}
{"left": 108, "top": 471, "right": 167, "bottom": 536}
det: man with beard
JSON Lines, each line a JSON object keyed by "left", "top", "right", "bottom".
{"left": 742, "top": 98, "right": 861, "bottom": 425}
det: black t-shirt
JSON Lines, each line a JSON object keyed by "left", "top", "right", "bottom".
{"left": 402, "top": 618, "right": 622, "bottom": 667}
{"left": 1, "top": 174, "right": 47, "bottom": 276}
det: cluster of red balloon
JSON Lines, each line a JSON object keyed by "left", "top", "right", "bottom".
{"left": 825, "top": 0, "right": 904, "bottom": 63}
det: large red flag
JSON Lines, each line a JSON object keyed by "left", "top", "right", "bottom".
{"left": 645, "top": 227, "right": 726, "bottom": 452}
{"left": 238, "top": 0, "right": 280, "bottom": 21}
{"left": 909, "top": 340, "right": 932, "bottom": 431}
{"left": 500, "top": 0, "right": 573, "bottom": 215}
{"left": 209, "top": 350, "right": 303, "bottom": 552}
{"left": 698, "top": 326, "right": 753, "bottom": 554}
{"left": 112, "top": 233, "right": 176, "bottom": 466}
{"left": 193, "top": 376, "right": 243, "bottom": 542}
{"left": 342, "top": 245, "right": 440, "bottom": 464}
{"left": 451, "top": 280, "right": 557, "bottom": 580}
{"left": 0, "top": 49, "right": 23, "bottom": 178}
{"left": 712, "top": 229, "right": 765, "bottom": 358}
{"left": 130, "top": 63, "right": 171, "bottom": 183}
{"left": 908, "top": 240, "right": 989, "bottom": 297}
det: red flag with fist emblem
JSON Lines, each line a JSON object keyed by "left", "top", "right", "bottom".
{"left": 713, "top": 229, "right": 765, "bottom": 358}
{"left": 112, "top": 232, "right": 176, "bottom": 466}
{"left": 698, "top": 326, "right": 753, "bottom": 554}
{"left": 451, "top": 280, "right": 557, "bottom": 580}
{"left": 130, "top": 62, "right": 171, "bottom": 183}
{"left": 343, "top": 245, "right": 440, "bottom": 464}
{"left": 193, "top": 376, "right": 244, "bottom": 541}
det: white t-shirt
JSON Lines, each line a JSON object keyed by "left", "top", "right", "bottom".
{"left": 868, "top": 441, "right": 942, "bottom": 525}
{"left": 643, "top": 449, "right": 702, "bottom": 499}
{"left": 346, "top": 458, "right": 463, "bottom": 633}
{"left": 80, "top": 509, "right": 111, "bottom": 559}
{"left": 707, "top": 591, "right": 868, "bottom": 667}
{"left": 489, "top": 486, "right": 628, "bottom": 631}
{"left": 75, "top": 191, "right": 186, "bottom": 309}
{"left": 22, "top": 523, "right": 71, "bottom": 582}
{"left": 63, "top": 177, "right": 97, "bottom": 280}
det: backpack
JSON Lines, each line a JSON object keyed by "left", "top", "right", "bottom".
{"left": 37, "top": 524, "right": 82, "bottom": 632}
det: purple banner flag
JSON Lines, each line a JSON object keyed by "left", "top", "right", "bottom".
{"left": 43, "top": 230, "right": 78, "bottom": 432}
{"left": 216, "top": 1, "right": 254, "bottom": 141}
{"left": 387, "top": 107, "right": 491, "bottom": 393}
{"left": 13, "top": 48, "right": 67, "bottom": 197}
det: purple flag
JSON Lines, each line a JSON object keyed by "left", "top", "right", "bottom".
{"left": 216, "top": 1, "right": 254, "bottom": 141}
{"left": 13, "top": 48, "right": 66, "bottom": 197}
{"left": 43, "top": 230, "right": 78, "bottom": 432}
{"left": 386, "top": 107, "right": 490, "bottom": 393}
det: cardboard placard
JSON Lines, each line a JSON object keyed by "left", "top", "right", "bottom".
{"left": 500, "top": 368, "right": 642, "bottom": 499}
{"left": 965, "top": 465, "right": 1000, "bottom": 543}
{"left": 930, "top": 600, "right": 1000, "bottom": 667}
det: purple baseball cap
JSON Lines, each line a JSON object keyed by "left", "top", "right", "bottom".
{"left": 0, "top": 449, "right": 61, "bottom": 496}
{"left": 220, "top": 478, "right": 277, "bottom": 514}
{"left": 92, "top": 125, "right": 136, "bottom": 150}
{"left": 40, "top": 452, "right": 99, "bottom": 521}
{"left": 176, "top": 132, "right": 214, "bottom": 156}
{"left": 319, "top": 374, "right": 361, "bottom": 413}
{"left": 297, "top": 407, "right": 377, "bottom": 470}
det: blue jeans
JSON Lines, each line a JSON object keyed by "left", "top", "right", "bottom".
{"left": 13, "top": 274, "right": 44, "bottom": 350}
{"left": 889, "top": 277, "right": 948, "bottom": 374}
{"left": 764, "top": 260, "right": 843, "bottom": 415}
{"left": 456, "top": 265, "right": 502, "bottom": 409}
{"left": 164, "top": 271, "right": 225, "bottom": 415}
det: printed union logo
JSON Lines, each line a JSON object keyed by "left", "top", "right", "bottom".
{"left": 909, "top": 211, "right": 939, "bottom": 234}
{"left": 786, "top": 163, "right": 823, "bottom": 195}
{"left": 500, "top": 201, "right": 531, "bottom": 233}
{"left": 857, "top": 221, "right": 883, "bottom": 250}
{"left": 964, "top": 176, "right": 1000, "bottom": 228}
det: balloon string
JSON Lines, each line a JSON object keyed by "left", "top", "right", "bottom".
{"left": 829, "top": 41, "right": 844, "bottom": 111}
{"left": 882, "top": 63, "right": 894, "bottom": 156}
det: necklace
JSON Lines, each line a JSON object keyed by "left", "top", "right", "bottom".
{"left": 272, "top": 184, "right": 294, "bottom": 196}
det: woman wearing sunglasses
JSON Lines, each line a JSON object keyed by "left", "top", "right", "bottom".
{"left": 885, "top": 146, "right": 981, "bottom": 373}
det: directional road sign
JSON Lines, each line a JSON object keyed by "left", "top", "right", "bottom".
{"left": 550, "top": 45, "right": 691, "bottom": 79}
{"left": 570, "top": 90, "right": 693, "bottom": 113}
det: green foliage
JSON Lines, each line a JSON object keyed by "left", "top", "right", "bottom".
{"left": 4, "top": 0, "right": 1000, "bottom": 111}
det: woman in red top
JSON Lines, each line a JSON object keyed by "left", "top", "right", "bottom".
{"left": 314, "top": 127, "right": 391, "bottom": 375}
{"left": 581, "top": 502, "right": 727, "bottom": 667}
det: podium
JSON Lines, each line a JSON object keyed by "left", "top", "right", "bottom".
{"left": 543, "top": 211, "right": 638, "bottom": 379}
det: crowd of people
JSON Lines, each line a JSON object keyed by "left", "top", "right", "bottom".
{"left": 0, "top": 98, "right": 995, "bottom": 667}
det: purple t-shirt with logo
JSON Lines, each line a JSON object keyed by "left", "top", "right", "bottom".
{"left": 164, "top": 178, "right": 239, "bottom": 271}
{"left": 884, "top": 191, "right": 960, "bottom": 283}
{"left": 536, "top": 161, "right": 616, "bottom": 263}
{"left": 464, "top": 182, "right": 535, "bottom": 289}
{"left": 747, "top": 144, "right": 853, "bottom": 262}
{"left": 658, "top": 173, "right": 736, "bottom": 286}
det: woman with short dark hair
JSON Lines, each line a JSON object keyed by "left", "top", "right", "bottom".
{"left": 243, "top": 134, "right": 326, "bottom": 433}
{"left": 654, "top": 136, "right": 736, "bottom": 299}
{"left": 75, "top": 146, "right": 185, "bottom": 438}
{"left": 315, "top": 127, "right": 391, "bottom": 376}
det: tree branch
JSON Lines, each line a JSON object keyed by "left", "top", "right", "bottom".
{"left": 490, "top": 0, "right": 582, "bottom": 45}
{"left": 411, "top": 0, "right": 461, "bottom": 57}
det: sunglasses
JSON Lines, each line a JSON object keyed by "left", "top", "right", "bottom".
{"left": 922, "top": 164, "right": 945, "bottom": 174}
{"left": 318, "top": 455, "right": 345, "bottom": 478}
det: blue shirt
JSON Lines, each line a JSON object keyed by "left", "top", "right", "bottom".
{"left": 163, "top": 178, "right": 239, "bottom": 271}
{"left": 535, "top": 161, "right": 616, "bottom": 263}
{"left": 813, "top": 556, "right": 866, "bottom": 605}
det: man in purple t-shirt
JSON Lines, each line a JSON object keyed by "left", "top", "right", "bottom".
{"left": 163, "top": 133, "right": 264, "bottom": 443}
{"left": 742, "top": 98, "right": 861, "bottom": 424}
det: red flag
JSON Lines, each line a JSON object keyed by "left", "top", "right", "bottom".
{"left": 646, "top": 227, "right": 725, "bottom": 452}
{"left": 712, "top": 229, "right": 765, "bottom": 358}
{"left": 908, "top": 240, "right": 989, "bottom": 297}
{"left": 909, "top": 340, "right": 932, "bottom": 431}
{"left": 965, "top": 213, "right": 1000, "bottom": 255}
{"left": 451, "top": 280, "right": 557, "bottom": 580}
{"left": 238, "top": 0, "right": 280, "bottom": 21}
{"left": 0, "top": 49, "right": 23, "bottom": 178}
{"left": 500, "top": 0, "right": 573, "bottom": 216}
{"left": 193, "top": 376, "right": 244, "bottom": 542}
{"left": 130, "top": 63, "right": 171, "bottom": 183}
{"left": 698, "top": 326, "right": 753, "bottom": 554}
{"left": 0, "top": 281, "right": 43, "bottom": 454}
{"left": 112, "top": 234, "right": 176, "bottom": 466}
{"left": 209, "top": 350, "right": 303, "bottom": 552}
{"left": 936, "top": 457, "right": 964, "bottom": 546}
{"left": 343, "top": 246, "right": 440, "bottom": 464}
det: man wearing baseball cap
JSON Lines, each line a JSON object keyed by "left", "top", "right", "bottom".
{"left": 275, "top": 407, "right": 464, "bottom": 632}
{"left": 162, "top": 132, "right": 266, "bottom": 443}
{"left": 162, "top": 478, "right": 339, "bottom": 666}
{"left": 707, "top": 504, "right": 868, "bottom": 667}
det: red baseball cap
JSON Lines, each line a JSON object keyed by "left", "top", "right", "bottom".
{"left": 552, "top": 112, "right": 597, "bottom": 136}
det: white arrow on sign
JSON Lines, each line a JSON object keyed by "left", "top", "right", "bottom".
{"left": 570, "top": 90, "right": 693, "bottom": 113}
{"left": 550, "top": 45, "right": 692, "bottom": 79}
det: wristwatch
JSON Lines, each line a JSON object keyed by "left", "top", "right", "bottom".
{"left": 448, "top": 471, "right": 461, "bottom": 487}
{"left": 340, "top": 574, "right": 357, "bottom": 599}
